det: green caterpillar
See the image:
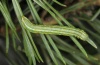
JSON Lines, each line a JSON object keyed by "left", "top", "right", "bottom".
{"left": 22, "top": 16, "right": 97, "bottom": 48}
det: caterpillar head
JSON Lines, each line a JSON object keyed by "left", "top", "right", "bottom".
{"left": 79, "top": 30, "right": 89, "bottom": 41}
{"left": 80, "top": 30, "right": 97, "bottom": 48}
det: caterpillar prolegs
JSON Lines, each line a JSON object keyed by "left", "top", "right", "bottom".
{"left": 22, "top": 16, "right": 97, "bottom": 49}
